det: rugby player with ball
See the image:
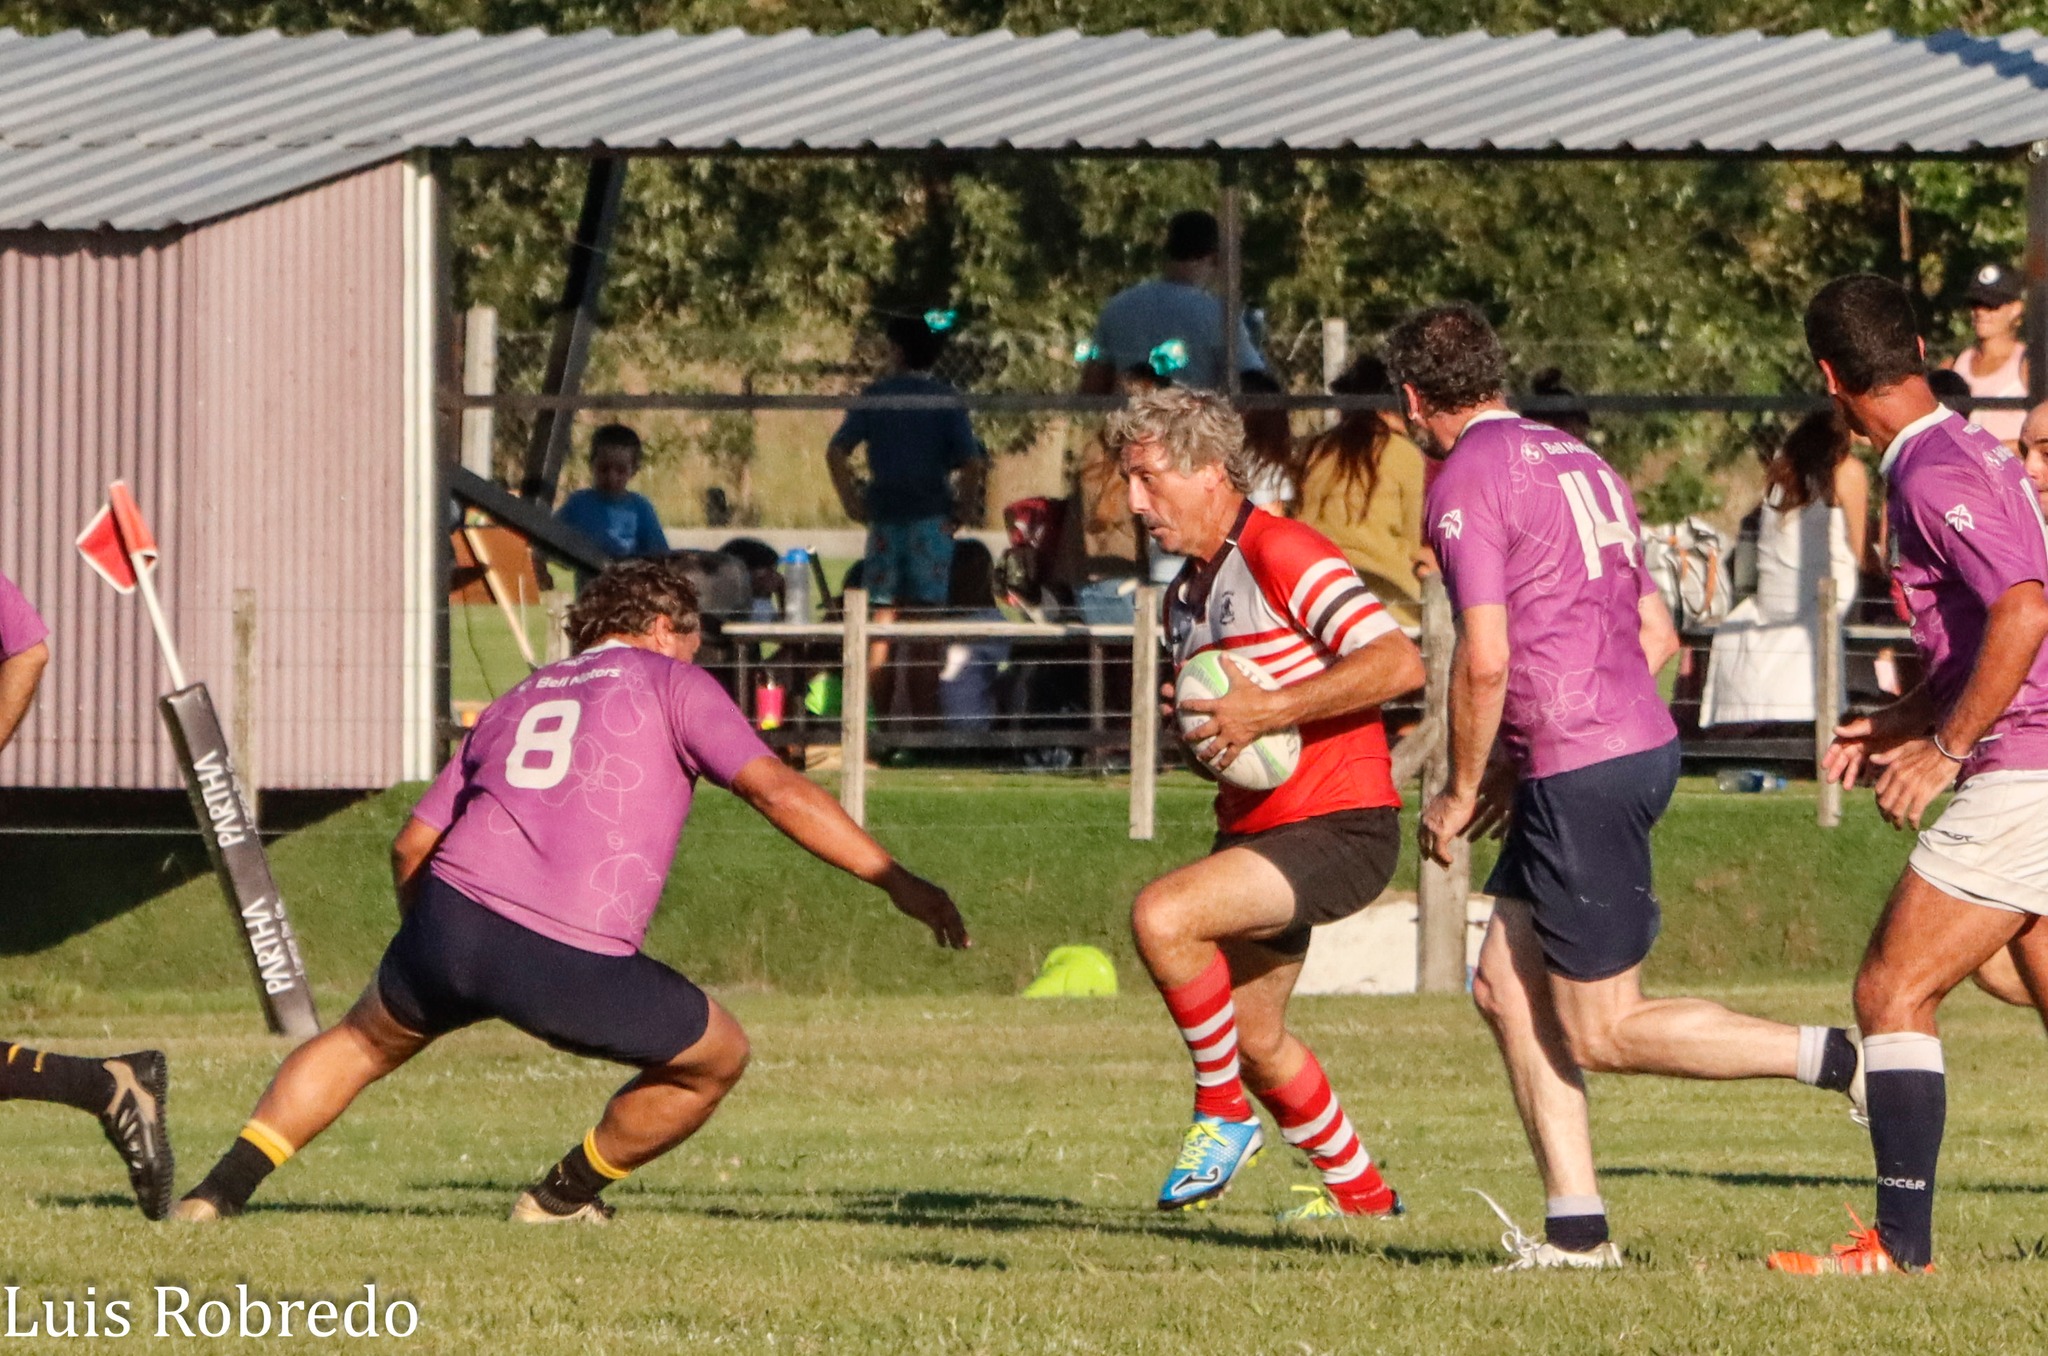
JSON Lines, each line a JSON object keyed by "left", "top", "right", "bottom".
{"left": 1109, "top": 387, "right": 1426, "bottom": 1220}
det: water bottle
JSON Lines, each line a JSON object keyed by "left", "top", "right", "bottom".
{"left": 754, "top": 674, "right": 785, "bottom": 731}
{"left": 1715, "top": 768, "right": 1787, "bottom": 794}
{"left": 781, "top": 548, "right": 812, "bottom": 623}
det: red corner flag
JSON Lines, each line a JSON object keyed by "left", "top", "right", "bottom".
{"left": 77, "top": 481, "right": 160, "bottom": 594}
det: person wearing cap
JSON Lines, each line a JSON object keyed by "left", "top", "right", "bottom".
{"left": 1945, "top": 261, "right": 2029, "bottom": 446}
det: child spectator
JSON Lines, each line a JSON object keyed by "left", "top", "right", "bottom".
{"left": 554, "top": 424, "right": 670, "bottom": 590}
{"left": 938, "top": 539, "right": 1010, "bottom": 735}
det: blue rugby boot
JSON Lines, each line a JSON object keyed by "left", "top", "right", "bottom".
{"left": 1156, "top": 1114, "right": 1264, "bottom": 1211}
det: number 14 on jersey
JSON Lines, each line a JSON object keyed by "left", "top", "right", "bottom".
{"left": 1560, "top": 468, "right": 1639, "bottom": 579}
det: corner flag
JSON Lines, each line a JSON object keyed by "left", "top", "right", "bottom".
{"left": 78, "top": 483, "right": 320, "bottom": 1039}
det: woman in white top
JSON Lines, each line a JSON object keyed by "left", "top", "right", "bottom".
{"left": 1946, "top": 261, "right": 2028, "bottom": 446}
{"left": 1700, "top": 410, "right": 1867, "bottom": 726}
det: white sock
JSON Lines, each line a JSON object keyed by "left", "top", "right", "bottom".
{"left": 1795, "top": 1025, "right": 1828, "bottom": 1086}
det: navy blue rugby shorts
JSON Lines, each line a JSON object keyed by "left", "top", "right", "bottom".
{"left": 1487, "top": 739, "right": 1680, "bottom": 982}
{"left": 375, "top": 873, "right": 711, "bottom": 1067}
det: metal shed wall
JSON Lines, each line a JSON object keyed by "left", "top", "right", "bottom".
{"left": 0, "top": 229, "right": 188, "bottom": 788}
{"left": 0, "top": 161, "right": 412, "bottom": 790}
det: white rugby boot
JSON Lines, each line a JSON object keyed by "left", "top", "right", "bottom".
{"left": 1470, "top": 1189, "right": 1624, "bottom": 1272}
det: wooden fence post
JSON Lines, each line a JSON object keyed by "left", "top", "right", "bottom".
{"left": 840, "top": 588, "right": 870, "bottom": 826}
{"left": 1129, "top": 586, "right": 1160, "bottom": 841}
{"left": 1816, "top": 576, "right": 1843, "bottom": 828}
{"left": 1417, "top": 575, "right": 1470, "bottom": 993}
{"left": 1321, "top": 318, "right": 1348, "bottom": 431}
{"left": 543, "top": 591, "right": 572, "bottom": 663}
{"left": 232, "top": 589, "right": 259, "bottom": 831}
{"left": 460, "top": 305, "right": 498, "bottom": 479}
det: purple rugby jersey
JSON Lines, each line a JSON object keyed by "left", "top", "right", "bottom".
{"left": 1425, "top": 411, "right": 1678, "bottom": 780}
{"left": 0, "top": 570, "right": 48, "bottom": 660}
{"left": 412, "top": 642, "right": 774, "bottom": 955}
{"left": 1882, "top": 406, "right": 2048, "bottom": 779}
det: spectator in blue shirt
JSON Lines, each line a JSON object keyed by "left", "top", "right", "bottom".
{"left": 554, "top": 424, "right": 669, "bottom": 590}
{"left": 827, "top": 313, "right": 988, "bottom": 725}
{"left": 1079, "top": 211, "right": 1265, "bottom": 397}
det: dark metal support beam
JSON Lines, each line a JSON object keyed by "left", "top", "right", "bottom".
{"left": 521, "top": 155, "right": 627, "bottom": 504}
{"left": 1219, "top": 157, "right": 1242, "bottom": 396}
{"left": 452, "top": 389, "right": 1949, "bottom": 416}
{"left": 2029, "top": 143, "right": 2048, "bottom": 404}
{"left": 452, "top": 467, "right": 616, "bottom": 575}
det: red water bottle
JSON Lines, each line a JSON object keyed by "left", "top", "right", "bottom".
{"left": 755, "top": 675, "right": 785, "bottom": 731}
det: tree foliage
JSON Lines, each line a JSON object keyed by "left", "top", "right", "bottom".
{"left": 8, "top": 0, "right": 2047, "bottom": 483}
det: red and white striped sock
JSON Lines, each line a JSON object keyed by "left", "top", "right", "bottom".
{"left": 1255, "top": 1051, "right": 1395, "bottom": 1213}
{"left": 1157, "top": 952, "right": 1254, "bottom": 1122}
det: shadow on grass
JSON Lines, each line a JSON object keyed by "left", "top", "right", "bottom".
{"left": 0, "top": 835, "right": 210, "bottom": 956}
{"left": 660, "top": 1186, "right": 1489, "bottom": 1263}
{"left": 41, "top": 1191, "right": 141, "bottom": 1212}
{"left": 1609, "top": 1165, "right": 2048, "bottom": 1196}
{"left": 899, "top": 1249, "right": 1009, "bottom": 1270}
{"left": 80, "top": 1176, "right": 1493, "bottom": 1262}
{"left": 42, "top": 1192, "right": 496, "bottom": 1219}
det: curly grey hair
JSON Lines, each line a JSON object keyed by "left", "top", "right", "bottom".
{"left": 1102, "top": 386, "right": 1255, "bottom": 493}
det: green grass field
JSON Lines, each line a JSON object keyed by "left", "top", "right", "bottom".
{"left": 6, "top": 775, "right": 2047, "bottom": 1353}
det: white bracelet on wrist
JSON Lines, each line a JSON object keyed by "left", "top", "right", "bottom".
{"left": 1932, "top": 732, "right": 1970, "bottom": 762}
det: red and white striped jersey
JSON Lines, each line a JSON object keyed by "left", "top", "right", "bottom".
{"left": 1166, "top": 505, "right": 1404, "bottom": 834}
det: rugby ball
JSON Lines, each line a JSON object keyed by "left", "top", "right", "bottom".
{"left": 1174, "top": 651, "right": 1302, "bottom": 792}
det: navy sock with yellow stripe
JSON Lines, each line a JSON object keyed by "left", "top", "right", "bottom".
{"left": 188, "top": 1121, "right": 295, "bottom": 1216}
{"left": 531, "top": 1131, "right": 629, "bottom": 1214}
{"left": 0, "top": 1042, "right": 115, "bottom": 1112}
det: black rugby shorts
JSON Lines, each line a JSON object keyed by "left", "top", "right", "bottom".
{"left": 1212, "top": 806, "right": 1402, "bottom": 958}
{"left": 376, "top": 873, "right": 711, "bottom": 1067}
{"left": 1487, "top": 739, "right": 1680, "bottom": 982}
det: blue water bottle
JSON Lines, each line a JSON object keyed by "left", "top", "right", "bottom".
{"left": 781, "top": 548, "right": 813, "bottom": 623}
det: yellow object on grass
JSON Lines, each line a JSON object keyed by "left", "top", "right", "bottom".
{"left": 1023, "top": 945, "right": 1118, "bottom": 998}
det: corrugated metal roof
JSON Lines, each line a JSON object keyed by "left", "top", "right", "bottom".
{"left": 7, "top": 24, "right": 2048, "bottom": 230}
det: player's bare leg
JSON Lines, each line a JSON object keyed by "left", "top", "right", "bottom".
{"left": 1971, "top": 947, "right": 2033, "bottom": 1007}
{"left": 1855, "top": 871, "right": 2025, "bottom": 1035}
{"left": 1997, "top": 921, "right": 2048, "bottom": 1035}
{"left": 1471, "top": 899, "right": 1596, "bottom": 1201}
{"left": 1546, "top": 965, "right": 1800, "bottom": 1080}
{"left": 1221, "top": 938, "right": 1310, "bottom": 1092}
{"left": 1131, "top": 848, "right": 1293, "bottom": 988}
{"left": 173, "top": 986, "right": 434, "bottom": 1221}
{"left": 513, "top": 1001, "right": 751, "bottom": 1224}
{"left": 589, "top": 1003, "right": 750, "bottom": 1170}
{"left": 1133, "top": 851, "right": 1399, "bottom": 1217}
{"left": 1770, "top": 870, "right": 2028, "bottom": 1274}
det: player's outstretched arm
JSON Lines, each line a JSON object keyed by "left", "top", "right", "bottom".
{"left": 729, "top": 757, "right": 971, "bottom": 949}
{"left": 0, "top": 640, "right": 48, "bottom": 755}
